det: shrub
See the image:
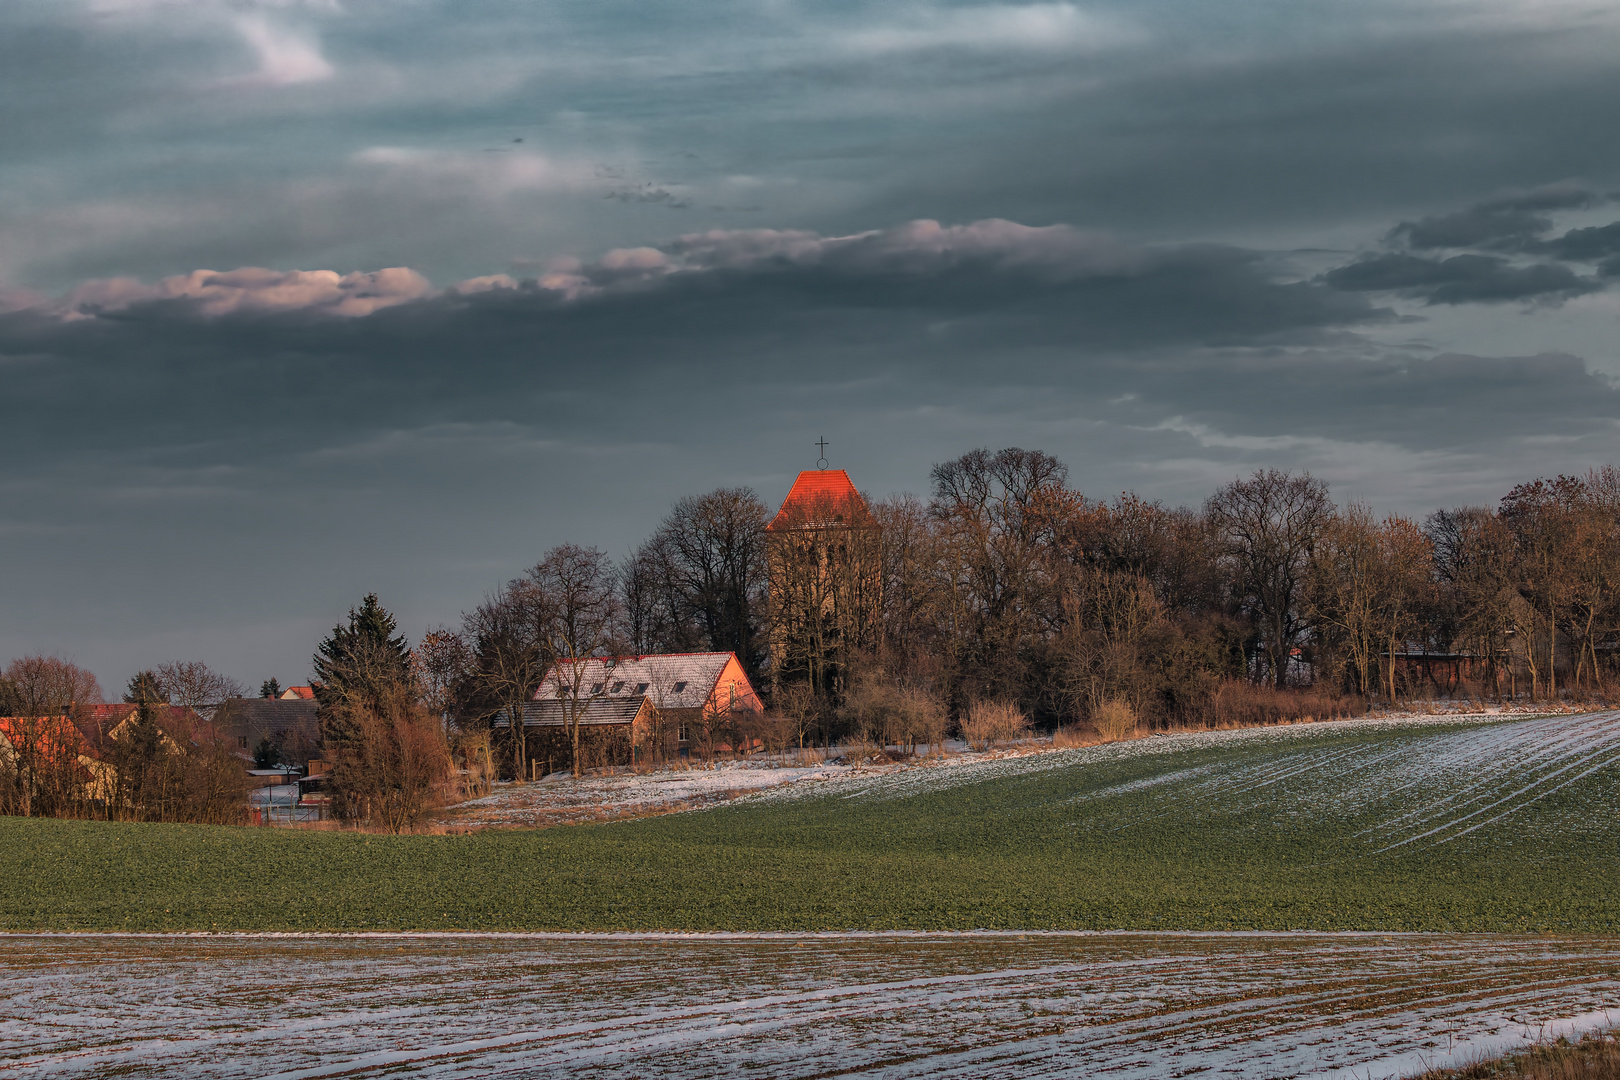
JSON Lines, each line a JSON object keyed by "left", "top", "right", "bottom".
{"left": 1204, "top": 680, "right": 1366, "bottom": 729}
{"left": 961, "top": 700, "right": 1031, "bottom": 751}
{"left": 1051, "top": 725, "right": 1093, "bottom": 749}
{"left": 1091, "top": 698, "right": 1138, "bottom": 742}
{"left": 326, "top": 687, "right": 452, "bottom": 833}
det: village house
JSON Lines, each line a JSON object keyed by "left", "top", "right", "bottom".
{"left": 0, "top": 714, "right": 102, "bottom": 806}
{"left": 211, "top": 695, "right": 320, "bottom": 766}
{"left": 508, "top": 651, "right": 762, "bottom": 774}
{"left": 0, "top": 702, "right": 215, "bottom": 807}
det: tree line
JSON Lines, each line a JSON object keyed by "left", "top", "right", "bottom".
{"left": 416, "top": 450, "right": 1620, "bottom": 773}
{"left": 7, "top": 448, "right": 1618, "bottom": 828}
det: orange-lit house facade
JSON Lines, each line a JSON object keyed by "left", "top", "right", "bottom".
{"left": 765, "top": 468, "right": 882, "bottom": 696}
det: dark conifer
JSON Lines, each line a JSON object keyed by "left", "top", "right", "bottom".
{"left": 312, "top": 593, "right": 413, "bottom": 748}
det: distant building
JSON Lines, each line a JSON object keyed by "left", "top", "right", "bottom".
{"left": 75, "top": 703, "right": 194, "bottom": 759}
{"left": 278, "top": 686, "right": 316, "bottom": 700}
{"left": 502, "top": 651, "right": 762, "bottom": 772}
{"left": 211, "top": 696, "right": 320, "bottom": 765}
{"left": 765, "top": 468, "right": 882, "bottom": 697}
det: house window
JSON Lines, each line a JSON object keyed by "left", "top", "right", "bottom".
{"left": 238, "top": 736, "right": 248, "bottom": 749}
{"left": 591, "top": 682, "right": 604, "bottom": 694}
{"left": 612, "top": 681, "right": 625, "bottom": 693}
{"left": 635, "top": 682, "right": 648, "bottom": 694}
{"left": 672, "top": 681, "right": 687, "bottom": 694}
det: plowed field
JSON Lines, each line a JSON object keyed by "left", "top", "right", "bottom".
{"left": 4, "top": 932, "right": 1618, "bottom": 1079}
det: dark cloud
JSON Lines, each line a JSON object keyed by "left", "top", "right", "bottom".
{"left": 1323, "top": 252, "right": 1597, "bottom": 304}
{"left": 1388, "top": 184, "right": 1597, "bottom": 250}
{"left": 1536, "top": 221, "right": 1620, "bottom": 264}
{"left": 1131, "top": 349, "right": 1620, "bottom": 452}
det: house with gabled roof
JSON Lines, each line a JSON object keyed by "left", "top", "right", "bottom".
{"left": 500, "top": 651, "right": 763, "bottom": 773}
{"left": 75, "top": 702, "right": 194, "bottom": 759}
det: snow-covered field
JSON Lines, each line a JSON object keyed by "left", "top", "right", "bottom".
{"left": 3, "top": 932, "right": 1618, "bottom": 1079}
{"left": 754, "top": 709, "right": 1620, "bottom": 844}
{"left": 430, "top": 708, "right": 1618, "bottom": 839}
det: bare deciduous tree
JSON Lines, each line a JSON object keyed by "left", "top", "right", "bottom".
{"left": 462, "top": 579, "right": 551, "bottom": 777}
{"left": 1206, "top": 469, "right": 1334, "bottom": 689}
{"left": 530, "top": 545, "right": 623, "bottom": 778}
{"left": 155, "top": 661, "right": 245, "bottom": 720}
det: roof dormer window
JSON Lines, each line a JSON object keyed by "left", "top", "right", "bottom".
{"left": 672, "top": 681, "right": 687, "bottom": 694}
{"left": 612, "top": 681, "right": 625, "bottom": 693}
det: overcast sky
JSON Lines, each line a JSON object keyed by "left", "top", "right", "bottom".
{"left": 4, "top": 0, "right": 1620, "bottom": 693}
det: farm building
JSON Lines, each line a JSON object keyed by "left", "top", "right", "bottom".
{"left": 505, "top": 651, "right": 763, "bottom": 773}
{"left": 1, "top": 704, "right": 218, "bottom": 807}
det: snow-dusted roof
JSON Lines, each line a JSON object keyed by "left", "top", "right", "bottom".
{"left": 519, "top": 697, "right": 649, "bottom": 728}
{"left": 534, "top": 652, "right": 739, "bottom": 711}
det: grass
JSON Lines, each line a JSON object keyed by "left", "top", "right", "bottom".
{"left": 1414, "top": 1032, "right": 1620, "bottom": 1078}
{"left": 2, "top": 715, "right": 1618, "bottom": 932}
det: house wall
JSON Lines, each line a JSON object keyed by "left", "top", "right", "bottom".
{"left": 518, "top": 724, "right": 635, "bottom": 774}
{"left": 706, "top": 655, "right": 763, "bottom": 716}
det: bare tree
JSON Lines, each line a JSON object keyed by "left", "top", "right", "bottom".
{"left": 414, "top": 627, "right": 473, "bottom": 730}
{"left": 4, "top": 656, "right": 102, "bottom": 718}
{"left": 530, "top": 545, "right": 623, "bottom": 777}
{"left": 462, "top": 579, "right": 551, "bottom": 777}
{"left": 1500, "top": 476, "right": 1588, "bottom": 699}
{"left": 646, "top": 489, "right": 770, "bottom": 678}
{"left": 325, "top": 681, "right": 450, "bottom": 832}
{"left": 155, "top": 661, "right": 245, "bottom": 721}
{"left": 1206, "top": 469, "right": 1333, "bottom": 689}
{"left": 1428, "top": 507, "right": 1517, "bottom": 698}
{"left": 928, "top": 447, "right": 1077, "bottom": 705}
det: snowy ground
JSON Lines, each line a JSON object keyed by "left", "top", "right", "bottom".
{"left": 3, "top": 932, "right": 1618, "bottom": 1078}
{"left": 250, "top": 784, "right": 320, "bottom": 824}
{"left": 428, "top": 708, "right": 1565, "bottom": 831}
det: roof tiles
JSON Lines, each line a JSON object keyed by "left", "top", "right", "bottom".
{"left": 768, "top": 469, "right": 867, "bottom": 530}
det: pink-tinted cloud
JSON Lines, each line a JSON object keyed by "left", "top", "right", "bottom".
{"left": 61, "top": 267, "right": 433, "bottom": 318}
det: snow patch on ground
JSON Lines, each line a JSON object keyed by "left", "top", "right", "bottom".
{"left": 429, "top": 709, "right": 1575, "bottom": 830}
{"left": 4, "top": 932, "right": 1617, "bottom": 1078}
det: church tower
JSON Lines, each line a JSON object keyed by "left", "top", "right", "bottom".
{"left": 765, "top": 463, "right": 882, "bottom": 698}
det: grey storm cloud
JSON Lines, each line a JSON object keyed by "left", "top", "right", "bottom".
{"left": 1, "top": 217, "right": 1611, "bottom": 477}
{"left": 1388, "top": 184, "right": 1599, "bottom": 250}
{"left": 1322, "top": 252, "right": 1598, "bottom": 305}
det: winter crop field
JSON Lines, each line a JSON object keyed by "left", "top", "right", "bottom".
{"left": 2, "top": 710, "right": 1619, "bottom": 932}
{"left": 4, "top": 931, "right": 1620, "bottom": 1079}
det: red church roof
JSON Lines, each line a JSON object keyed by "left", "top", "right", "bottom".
{"left": 768, "top": 469, "right": 867, "bottom": 530}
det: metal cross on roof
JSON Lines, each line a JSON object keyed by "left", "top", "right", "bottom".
{"left": 815, "top": 436, "right": 829, "bottom": 469}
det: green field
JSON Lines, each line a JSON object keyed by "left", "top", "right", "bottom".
{"left": 3, "top": 712, "right": 1618, "bottom": 932}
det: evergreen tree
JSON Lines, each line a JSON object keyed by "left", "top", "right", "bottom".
{"left": 253, "top": 736, "right": 281, "bottom": 769}
{"left": 259, "top": 678, "right": 281, "bottom": 699}
{"left": 312, "top": 593, "right": 413, "bottom": 748}
{"left": 124, "top": 670, "right": 164, "bottom": 705}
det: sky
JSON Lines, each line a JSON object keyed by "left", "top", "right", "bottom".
{"left": 4, "top": 0, "right": 1620, "bottom": 693}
